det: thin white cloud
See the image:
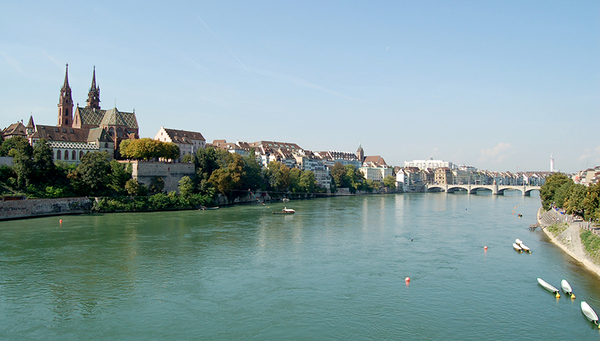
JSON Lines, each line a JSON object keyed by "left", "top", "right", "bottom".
{"left": 196, "top": 15, "right": 261, "bottom": 86}
{"left": 479, "top": 142, "right": 514, "bottom": 164}
{"left": 42, "top": 50, "right": 62, "bottom": 69}
{"left": 578, "top": 145, "right": 600, "bottom": 164}
{"left": 0, "top": 51, "right": 21, "bottom": 72}
{"left": 254, "top": 69, "right": 356, "bottom": 101}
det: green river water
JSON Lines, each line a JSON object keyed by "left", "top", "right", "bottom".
{"left": 1, "top": 192, "right": 599, "bottom": 340}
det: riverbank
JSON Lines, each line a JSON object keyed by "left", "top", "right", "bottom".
{"left": 537, "top": 207, "right": 600, "bottom": 278}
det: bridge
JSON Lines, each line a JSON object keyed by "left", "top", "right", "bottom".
{"left": 425, "top": 184, "right": 541, "bottom": 196}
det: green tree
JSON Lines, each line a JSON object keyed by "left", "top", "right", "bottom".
{"left": 32, "top": 139, "right": 56, "bottom": 184}
{"left": 383, "top": 175, "right": 396, "bottom": 190}
{"left": 69, "top": 151, "right": 111, "bottom": 196}
{"left": 265, "top": 161, "right": 291, "bottom": 192}
{"left": 125, "top": 178, "right": 148, "bottom": 196}
{"left": 149, "top": 176, "right": 165, "bottom": 194}
{"left": 299, "top": 170, "right": 317, "bottom": 193}
{"left": 7, "top": 136, "right": 33, "bottom": 189}
{"left": 563, "top": 183, "right": 586, "bottom": 216}
{"left": 331, "top": 162, "right": 349, "bottom": 188}
{"left": 289, "top": 168, "right": 302, "bottom": 193}
{"left": 108, "top": 160, "right": 132, "bottom": 194}
{"left": 583, "top": 183, "right": 600, "bottom": 221}
{"left": 120, "top": 138, "right": 180, "bottom": 161}
{"left": 178, "top": 176, "right": 194, "bottom": 198}
{"left": 243, "top": 150, "right": 263, "bottom": 191}
{"left": 540, "top": 173, "right": 573, "bottom": 210}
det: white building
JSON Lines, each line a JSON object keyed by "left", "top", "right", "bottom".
{"left": 154, "top": 127, "right": 206, "bottom": 160}
{"left": 404, "top": 159, "right": 455, "bottom": 170}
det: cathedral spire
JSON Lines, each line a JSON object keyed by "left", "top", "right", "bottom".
{"left": 58, "top": 64, "right": 74, "bottom": 127}
{"left": 86, "top": 66, "right": 101, "bottom": 110}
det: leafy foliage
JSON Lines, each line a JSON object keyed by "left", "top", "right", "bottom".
{"left": 119, "top": 138, "right": 180, "bottom": 161}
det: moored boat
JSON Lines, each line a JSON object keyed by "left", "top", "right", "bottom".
{"left": 516, "top": 238, "right": 523, "bottom": 245}
{"left": 273, "top": 207, "right": 295, "bottom": 214}
{"left": 519, "top": 243, "right": 531, "bottom": 253}
{"left": 537, "top": 278, "right": 561, "bottom": 298}
{"left": 513, "top": 243, "right": 523, "bottom": 252}
{"left": 581, "top": 301, "right": 599, "bottom": 327}
{"left": 560, "top": 279, "right": 575, "bottom": 299}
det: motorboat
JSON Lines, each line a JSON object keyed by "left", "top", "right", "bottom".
{"left": 513, "top": 243, "right": 523, "bottom": 252}
{"left": 516, "top": 239, "right": 531, "bottom": 253}
{"left": 560, "top": 279, "right": 575, "bottom": 299}
{"left": 581, "top": 301, "right": 599, "bottom": 327}
{"left": 537, "top": 278, "right": 560, "bottom": 298}
{"left": 273, "top": 207, "right": 295, "bottom": 214}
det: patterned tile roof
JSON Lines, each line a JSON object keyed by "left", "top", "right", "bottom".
{"left": 163, "top": 128, "right": 205, "bottom": 144}
{"left": 75, "top": 107, "right": 105, "bottom": 126}
{"left": 75, "top": 106, "right": 138, "bottom": 129}
{"left": 32, "top": 125, "right": 112, "bottom": 143}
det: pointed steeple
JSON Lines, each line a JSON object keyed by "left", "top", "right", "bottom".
{"left": 58, "top": 64, "right": 74, "bottom": 127}
{"left": 26, "top": 115, "right": 35, "bottom": 135}
{"left": 86, "top": 66, "right": 101, "bottom": 110}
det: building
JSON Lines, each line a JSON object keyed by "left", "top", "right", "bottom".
{"left": 434, "top": 167, "right": 453, "bottom": 185}
{"left": 155, "top": 127, "right": 206, "bottom": 160}
{"left": 360, "top": 155, "right": 392, "bottom": 182}
{"left": 14, "top": 64, "right": 139, "bottom": 163}
{"left": 405, "top": 159, "right": 455, "bottom": 170}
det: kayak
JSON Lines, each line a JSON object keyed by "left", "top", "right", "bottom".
{"left": 581, "top": 301, "right": 599, "bottom": 326}
{"left": 560, "top": 279, "right": 575, "bottom": 298}
{"left": 537, "top": 278, "right": 560, "bottom": 298}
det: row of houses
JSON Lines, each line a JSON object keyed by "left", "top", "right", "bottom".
{"left": 395, "top": 166, "right": 549, "bottom": 190}
{"left": 1, "top": 65, "right": 395, "bottom": 191}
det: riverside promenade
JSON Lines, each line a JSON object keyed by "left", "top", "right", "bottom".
{"left": 537, "top": 207, "right": 600, "bottom": 278}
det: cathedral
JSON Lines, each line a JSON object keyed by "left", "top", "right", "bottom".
{"left": 27, "top": 64, "right": 139, "bottom": 163}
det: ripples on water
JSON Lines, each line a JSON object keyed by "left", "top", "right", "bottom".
{"left": 0, "top": 192, "right": 599, "bottom": 340}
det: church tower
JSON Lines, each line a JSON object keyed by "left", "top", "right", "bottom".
{"left": 86, "top": 66, "right": 101, "bottom": 110}
{"left": 58, "top": 64, "right": 74, "bottom": 127}
{"left": 356, "top": 143, "right": 365, "bottom": 163}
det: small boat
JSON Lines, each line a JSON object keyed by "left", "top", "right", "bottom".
{"left": 537, "top": 278, "right": 561, "bottom": 298}
{"left": 515, "top": 239, "right": 531, "bottom": 253}
{"left": 581, "top": 301, "right": 599, "bottom": 327}
{"left": 515, "top": 238, "right": 523, "bottom": 245}
{"left": 561, "top": 279, "right": 575, "bottom": 299}
{"left": 282, "top": 198, "right": 290, "bottom": 202}
{"left": 513, "top": 243, "right": 523, "bottom": 252}
{"left": 273, "top": 207, "right": 295, "bottom": 214}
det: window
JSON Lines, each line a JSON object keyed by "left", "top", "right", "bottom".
{"left": 72, "top": 150, "right": 76, "bottom": 160}
{"left": 56, "top": 150, "right": 61, "bottom": 160}
{"left": 79, "top": 151, "right": 84, "bottom": 159}
{"left": 64, "top": 150, "right": 69, "bottom": 160}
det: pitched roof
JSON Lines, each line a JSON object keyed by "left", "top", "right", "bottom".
{"left": 32, "top": 125, "right": 112, "bottom": 143}
{"left": 163, "top": 128, "right": 205, "bottom": 144}
{"left": 75, "top": 107, "right": 105, "bottom": 126}
{"left": 2, "top": 122, "right": 27, "bottom": 137}
{"left": 363, "top": 155, "right": 388, "bottom": 167}
{"left": 75, "top": 106, "right": 138, "bottom": 129}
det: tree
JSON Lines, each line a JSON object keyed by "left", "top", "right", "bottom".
{"left": 108, "top": 160, "right": 132, "bottom": 194}
{"left": 178, "top": 176, "right": 194, "bottom": 198}
{"left": 583, "top": 183, "right": 600, "bottom": 221}
{"left": 540, "top": 173, "right": 573, "bottom": 210}
{"left": 125, "top": 178, "right": 147, "bottom": 196}
{"left": 243, "top": 151, "right": 263, "bottom": 191}
{"left": 119, "top": 138, "right": 180, "bottom": 161}
{"left": 32, "top": 139, "right": 56, "bottom": 184}
{"left": 383, "top": 175, "right": 396, "bottom": 190}
{"left": 563, "top": 184, "right": 586, "bottom": 216}
{"left": 149, "top": 176, "right": 165, "bottom": 194}
{"left": 299, "top": 170, "right": 317, "bottom": 193}
{"left": 7, "top": 137, "right": 33, "bottom": 189}
{"left": 69, "top": 151, "right": 111, "bottom": 196}
{"left": 265, "top": 161, "right": 290, "bottom": 192}
{"left": 331, "top": 162, "right": 349, "bottom": 188}
{"left": 289, "top": 168, "right": 302, "bottom": 193}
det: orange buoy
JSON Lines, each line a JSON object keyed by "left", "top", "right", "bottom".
{"left": 484, "top": 246, "right": 488, "bottom": 250}
{"left": 59, "top": 219, "right": 62, "bottom": 224}
{"left": 405, "top": 277, "right": 410, "bottom": 282}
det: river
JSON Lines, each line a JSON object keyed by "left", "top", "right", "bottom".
{"left": 0, "top": 192, "right": 599, "bottom": 340}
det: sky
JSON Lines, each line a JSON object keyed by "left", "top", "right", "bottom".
{"left": 0, "top": 1, "right": 598, "bottom": 173}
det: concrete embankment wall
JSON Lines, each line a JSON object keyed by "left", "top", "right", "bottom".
{"left": 0, "top": 197, "right": 93, "bottom": 221}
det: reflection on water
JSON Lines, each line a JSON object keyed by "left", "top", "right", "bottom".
{"left": 0, "top": 192, "right": 599, "bottom": 340}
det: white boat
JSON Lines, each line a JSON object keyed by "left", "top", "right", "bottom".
{"left": 513, "top": 243, "right": 523, "bottom": 252}
{"left": 515, "top": 238, "right": 523, "bottom": 245}
{"left": 560, "top": 279, "right": 575, "bottom": 298}
{"left": 520, "top": 243, "right": 531, "bottom": 253}
{"left": 537, "top": 278, "right": 561, "bottom": 298}
{"left": 581, "top": 301, "right": 599, "bottom": 326}
{"left": 273, "top": 207, "right": 295, "bottom": 214}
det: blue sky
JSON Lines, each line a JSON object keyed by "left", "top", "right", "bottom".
{"left": 1, "top": 1, "right": 598, "bottom": 173}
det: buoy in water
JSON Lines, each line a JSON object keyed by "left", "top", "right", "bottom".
{"left": 484, "top": 246, "right": 488, "bottom": 250}
{"left": 59, "top": 219, "right": 62, "bottom": 224}
{"left": 405, "top": 277, "right": 410, "bottom": 282}
{"left": 555, "top": 292, "right": 561, "bottom": 298}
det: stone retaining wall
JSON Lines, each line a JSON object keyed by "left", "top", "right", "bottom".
{"left": 0, "top": 197, "right": 93, "bottom": 220}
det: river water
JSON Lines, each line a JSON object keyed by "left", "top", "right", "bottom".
{"left": 1, "top": 192, "right": 599, "bottom": 340}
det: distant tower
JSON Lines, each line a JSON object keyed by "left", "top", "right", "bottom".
{"left": 86, "top": 66, "right": 101, "bottom": 110}
{"left": 550, "top": 154, "right": 555, "bottom": 172}
{"left": 58, "top": 64, "right": 74, "bottom": 127}
{"left": 356, "top": 143, "right": 365, "bottom": 163}
{"left": 26, "top": 115, "right": 35, "bottom": 135}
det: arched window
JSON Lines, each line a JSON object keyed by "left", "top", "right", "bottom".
{"left": 109, "top": 127, "right": 114, "bottom": 136}
{"left": 56, "top": 150, "right": 61, "bottom": 160}
{"left": 79, "top": 151, "right": 84, "bottom": 159}
{"left": 72, "top": 150, "right": 76, "bottom": 160}
{"left": 105, "top": 142, "right": 109, "bottom": 148}
{"left": 64, "top": 150, "right": 69, "bottom": 160}
{"left": 117, "top": 127, "right": 123, "bottom": 138}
